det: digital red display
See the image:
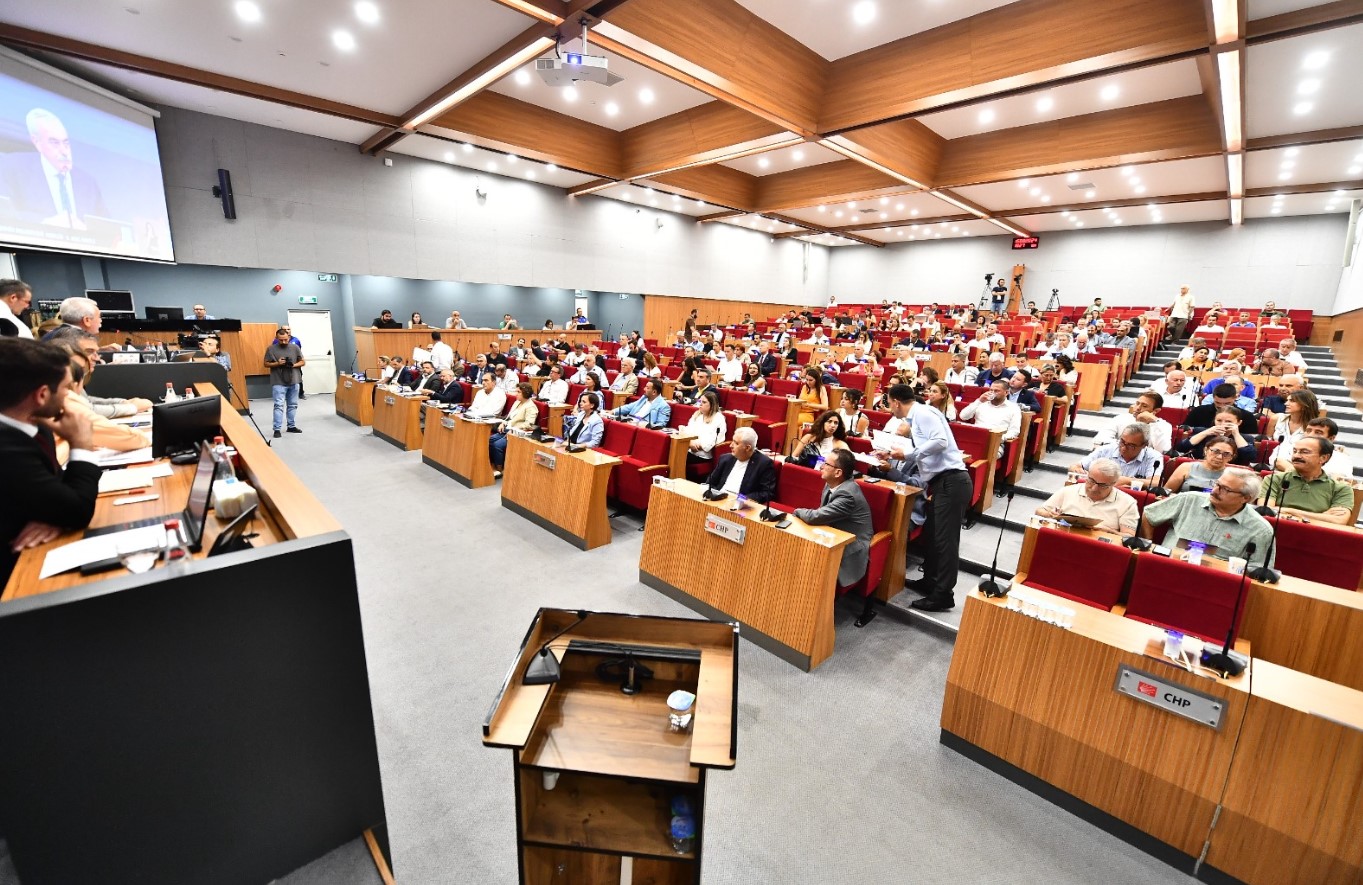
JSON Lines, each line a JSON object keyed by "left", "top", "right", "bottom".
{"left": 1012, "top": 236, "right": 1040, "bottom": 250}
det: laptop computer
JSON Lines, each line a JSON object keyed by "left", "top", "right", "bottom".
{"left": 85, "top": 443, "right": 217, "bottom": 552}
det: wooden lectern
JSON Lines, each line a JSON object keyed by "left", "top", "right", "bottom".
{"left": 484, "top": 609, "right": 738, "bottom": 884}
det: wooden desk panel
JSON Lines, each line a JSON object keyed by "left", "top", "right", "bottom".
{"left": 500, "top": 435, "right": 620, "bottom": 550}
{"left": 355, "top": 328, "right": 601, "bottom": 372}
{"left": 639, "top": 481, "right": 853, "bottom": 671}
{"left": 1074, "top": 362, "right": 1111, "bottom": 410}
{"left": 371, "top": 389, "right": 425, "bottom": 451}
{"left": 422, "top": 408, "right": 496, "bottom": 488}
{"left": 335, "top": 375, "right": 376, "bottom": 426}
{"left": 942, "top": 593, "right": 1248, "bottom": 861}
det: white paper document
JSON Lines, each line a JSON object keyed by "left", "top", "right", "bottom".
{"left": 39, "top": 525, "right": 167, "bottom": 579}
{"left": 95, "top": 447, "right": 154, "bottom": 467}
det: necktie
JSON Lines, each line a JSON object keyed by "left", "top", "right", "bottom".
{"left": 56, "top": 172, "right": 72, "bottom": 217}
{"left": 821, "top": 487, "right": 830, "bottom": 507}
{"left": 36, "top": 428, "right": 59, "bottom": 472}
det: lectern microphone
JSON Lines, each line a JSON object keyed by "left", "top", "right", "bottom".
{"left": 978, "top": 491, "right": 1015, "bottom": 598}
{"left": 523, "top": 610, "right": 590, "bottom": 685}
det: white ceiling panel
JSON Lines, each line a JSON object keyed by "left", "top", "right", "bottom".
{"left": 1011, "top": 200, "right": 1229, "bottom": 232}
{"left": 1246, "top": 139, "right": 1363, "bottom": 189}
{"left": 734, "top": 0, "right": 1017, "bottom": 61}
{"left": 489, "top": 50, "right": 711, "bottom": 131}
{"left": 780, "top": 190, "right": 959, "bottom": 225}
{"left": 797, "top": 232, "right": 858, "bottom": 247}
{"left": 721, "top": 142, "right": 842, "bottom": 176}
{"left": 1, "top": 0, "right": 532, "bottom": 114}
{"left": 590, "top": 183, "right": 728, "bottom": 218}
{"left": 860, "top": 218, "right": 1008, "bottom": 244}
{"left": 1246, "top": 190, "right": 1363, "bottom": 218}
{"left": 716, "top": 215, "right": 808, "bottom": 236}
{"left": 954, "top": 156, "right": 1229, "bottom": 212}
{"left": 1248, "top": 0, "right": 1326, "bottom": 19}
{"left": 917, "top": 58, "right": 1203, "bottom": 140}
{"left": 389, "top": 134, "right": 595, "bottom": 189}
{"left": 1245, "top": 24, "right": 1363, "bottom": 138}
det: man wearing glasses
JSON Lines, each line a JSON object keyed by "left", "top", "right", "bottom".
{"left": 1260, "top": 436, "right": 1354, "bottom": 525}
{"left": 1070, "top": 424, "right": 1162, "bottom": 488}
{"left": 1035, "top": 459, "right": 1137, "bottom": 536}
{"left": 1139, "top": 468, "right": 1274, "bottom": 564}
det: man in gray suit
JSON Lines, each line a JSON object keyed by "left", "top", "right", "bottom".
{"left": 794, "top": 449, "right": 874, "bottom": 616}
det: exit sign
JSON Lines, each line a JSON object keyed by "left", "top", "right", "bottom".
{"left": 317, "top": 273, "right": 338, "bottom": 282}
{"left": 1012, "top": 236, "right": 1040, "bottom": 250}
{"left": 298, "top": 296, "right": 319, "bottom": 305}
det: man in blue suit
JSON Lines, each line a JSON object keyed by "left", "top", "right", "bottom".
{"left": 1, "top": 109, "right": 108, "bottom": 228}
{"left": 614, "top": 379, "right": 672, "bottom": 427}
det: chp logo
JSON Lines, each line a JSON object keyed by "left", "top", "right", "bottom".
{"left": 1137, "top": 681, "right": 1158, "bottom": 698}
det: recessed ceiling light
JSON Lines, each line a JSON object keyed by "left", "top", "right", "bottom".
{"left": 1302, "top": 50, "right": 1330, "bottom": 70}
{"left": 1271, "top": 207, "right": 1282, "bottom": 214}
{"left": 793, "top": 150, "right": 804, "bottom": 161}
{"left": 910, "top": 224, "right": 918, "bottom": 229}
{"left": 817, "top": 205, "right": 826, "bottom": 212}
{"left": 354, "top": 1, "right": 380, "bottom": 24}
{"left": 1030, "top": 187, "right": 1041, "bottom": 197}
{"left": 1280, "top": 160, "right": 1295, "bottom": 170}
{"left": 1076, "top": 221, "right": 1085, "bottom": 227}
{"left": 696, "top": 199, "right": 705, "bottom": 207}
{"left": 487, "top": 161, "right": 497, "bottom": 172}
{"left": 1040, "top": 195, "right": 1051, "bottom": 204}
{"left": 896, "top": 203, "right": 904, "bottom": 211}
{"left": 910, "top": 209, "right": 919, "bottom": 216}
{"left": 879, "top": 197, "right": 889, "bottom": 205}
{"left": 851, "top": 215, "right": 861, "bottom": 222}
{"left": 1100, "top": 84, "right": 1119, "bottom": 101}
{"left": 847, "top": 201, "right": 857, "bottom": 209}
{"left": 1134, "top": 186, "right": 1146, "bottom": 194}
{"left": 1018, "top": 179, "right": 1030, "bottom": 188}
{"left": 1121, "top": 166, "right": 1135, "bottom": 177}
{"left": 1278, "top": 172, "right": 1292, "bottom": 181}
{"left": 1067, "top": 172, "right": 1079, "bottom": 183}
{"left": 621, "top": 192, "right": 631, "bottom": 201}
{"left": 1085, "top": 190, "right": 1096, "bottom": 199}
{"left": 897, "top": 230, "right": 904, "bottom": 236}
{"left": 525, "top": 170, "right": 536, "bottom": 180}
{"left": 547, "top": 164, "right": 557, "bottom": 172}
{"left": 1349, "top": 165, "right": 1362, "bottom": 175}
{"left": 852, "top": 1, "right": 876, "bottom": 25}
{"left": 835, "top": 211, "right": 844, "bottom": 218}
{"left": 1285, "top": 147, "right": 1301, "bottom": 158}
{"left": 514, "top": 69, "right": 531, "bottom": 86}
{"left": 332, "top": 30, "right": 356, "bottom": 51}
{"left": 234, "top": 0, "right": 261, "bottom": 22}
{"left": 564, "top": 86, "right": 578, "bottom": 102}
{"left": 1293, "top": 102, "right": 1314, "bottom": 115}
{"left": 1035, "top": 96, "right": 1054, "bottom": 113}
{"left": 978, "top": 108, "right": 996, "bottom": 125}
{"left": 444, "top": 151, "right": 453, "bottom": 161}
{"left": 1113, "top": 219, "right": 1122, "bottom": 225}
{"left": 951, "top": 226, "right": 959, "bottom": 232}
{"left": 880, "top": 212, "right": 888, "bottom": 220}
{"left": 1061, "top": 210, "right": 1071, "bottom": 217}
{"left": 605, "top": 101, "right": 619, "bottom": 116}
{"left": 639, "top": 88, "right": 655, "bottom": 104}
{"left": 1297, "top": 79, "right": 1321, "bottom": 95}
{"left": 757, "top": 157, "right": 770, "bottom": 169}
{"left": 462, "top": 143, "right": 473, "bottom": 154}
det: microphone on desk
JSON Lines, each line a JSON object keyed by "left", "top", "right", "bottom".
{"left": 347, "top": 349, "right": 359, "bottom": 375}
{"left": 1247, "top": 479, "right": 1288, "bottom": 584}
{"left": 523, "top": 609, "right": 591, "bottom": 685}
{"left": 978, "top": 490, "right": 1015, "bottom": 598}
{"left": 1202, "top": 542, "right": 1254, "bottom": 678}
{"left": 701, "top": 486, "right": 729, "bottom": 502}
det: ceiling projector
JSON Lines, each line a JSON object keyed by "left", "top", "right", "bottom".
{"left": 536, "top": 52, "right": 622, "bottom": 87}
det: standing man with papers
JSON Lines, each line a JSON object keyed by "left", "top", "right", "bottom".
{"left": 0, "top": 337, "right": 101, "bottom": 585}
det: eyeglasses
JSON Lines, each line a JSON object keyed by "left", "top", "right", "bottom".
{"left": 1206, "top": 449, "right": 1233, "bottom": 459}
{"left": 1085, "top": 476, "right": 1116, "bottom": 489}
{"left": 1211, "top": 481, "right": 1247, "bottom": 496}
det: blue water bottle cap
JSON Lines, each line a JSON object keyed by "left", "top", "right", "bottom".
{"left": 670, "top": 815, "right": 695, "bottom": 840}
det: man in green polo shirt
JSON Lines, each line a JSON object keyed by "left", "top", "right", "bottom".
{"left": 1260, "top": 436, "right": 1355, "bottom": 525}
{"left": 1141, "top": 468, "right": 1274, "bottom": 565}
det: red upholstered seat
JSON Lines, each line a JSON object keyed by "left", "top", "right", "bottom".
{"left": 948, "top": 423, "right": 996, "bottom": 514}
{"left": 749, "top": 394, "right": 789, "bottom": 452}
{"left": 1018, "top": 527, "right": 1132, "bottom": 609}
{"left": 615, "top": 427, "right": 672, "bottom": 511}
{"left": 1268, "top": 518, "right": 1363, "bottom": 591}
{"left": 720, "top": 390, "right": 756, "bottom": 413}
{"left": 769, "top": 462, "right": 824, "bottom": 513}
{"left": 566, "top": 382, "right": 586, "bottom": 406}
{"left": 597, "top": 420, "right": 635, "bottom": 498}
{"left": 668, "top": 402, "right": 698, "bottom": 431}
{"left": 767, "top": 378, "right": 801, "bottom": 398}
{"left": 864, "top": 409, "right": 890, "bottom": 431}
{"left": 1123, "top": 555, "right": 1248, "bottom": 644}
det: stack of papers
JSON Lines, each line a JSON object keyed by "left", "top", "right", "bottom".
{"left": 97, "top": 462, "right": 173, "bottom": 494}
{"left": 95, "top": 447, "right": 154, "bottom": 467}
{"left": 40, "top": 524, "right": 168, "bottom": 579}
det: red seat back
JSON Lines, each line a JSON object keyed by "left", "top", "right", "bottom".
{"left": 855, "top": 479, "right": 895, "bottom": 535}
{"left": 1124, "top": 555, "right": 1248, "bottom": 644}
{"left": 566, "top": 382, "right": 586, "bottom": 405}
{"left": 721, "top": 390, "right": 756, "bottom": 413}
{"left": 628, "top": 427, "right": 670, "bottom": 467}
{"left": 668, "top": 402, "right": 698, "bottom": 430}
{"left": 1268, "top": 518, "right": 1363, "bottom": 591}
{"left": 948, "top": 423, "right": 993, "bottom": 464}
{"left": 774, "top": 462, "right": 824, "bottom": 511}
{"left": 768, "top": 378, "right": 801, "bottom": 398}
{"left": 599, "top": 421, "right": 636, "bottom": 456}
{"left": 752, "top": 395, "right": 788, "bottom": 422}
{"left": 1021, "top": 528, "right": 1132, "bottom": 609}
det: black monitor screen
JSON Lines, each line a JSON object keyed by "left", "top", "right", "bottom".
{"left": 151, "top": 395, "right": 221, "bottom": 458}
{"left": 86, "top": 289, "right": 134, "bottom": 314}
{"left": 145, "top": 306, "right": 184, "bottom": 321}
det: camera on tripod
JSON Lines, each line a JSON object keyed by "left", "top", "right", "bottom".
{"left": 984, "top": 273, "right": 994, "bottom": 284}
{"left": 1013, "top": 274, "right": 1023, "bottom": 284}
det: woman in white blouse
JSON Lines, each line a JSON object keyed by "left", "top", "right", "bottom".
{"left": 686, "top": 390, "right": 728, "bottom": 465}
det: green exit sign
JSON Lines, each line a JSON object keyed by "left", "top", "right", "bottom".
{"left": 298, "top": 296, "right": 319, "bottom": 305}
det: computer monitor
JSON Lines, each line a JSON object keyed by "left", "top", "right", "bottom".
{"left": 86, "top": 289, "right": 135, "bottom": 315}
{"left": 145, "top": 306, "right": 184, "bottom": 321}
{"left": 151, "top": 394, "right": 221, "bottom": 458}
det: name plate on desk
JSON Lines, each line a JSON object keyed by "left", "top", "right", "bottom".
{"left": 704, "top": 514, "right": 746, "bottom": 545}
{"left": 533, "top": 451, "right": 557, "bottom": 470}
{"left": 384, "top": 395, "right": 396, "bottom": 406}
{"left": 1114, "top": 664, "right": 1226, "bottom": 730}
{"left": 440, "top": 416, "right": 457, "bottom": 430}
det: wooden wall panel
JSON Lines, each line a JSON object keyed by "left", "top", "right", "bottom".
{"left": 819, "top": 0, "right": 1207, "bottom": 132}
{"left": 643, "top": 295, "right": 805, "bottom": 341}
{"left": 620, "top": 101, "right": 791, "bottom": 177}
{"left": 935, "top": 96, "right": 1223, "bottom": 187}
{"left": 431, "top": 91, "right": 622, "bottom": 178}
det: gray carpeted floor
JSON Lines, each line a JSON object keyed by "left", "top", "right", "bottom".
{"left": 253, "top": 394, "right": 1190, "bottom": 885}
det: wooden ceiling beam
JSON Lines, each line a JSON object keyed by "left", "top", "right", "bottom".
{"left": 592, "top": 0, "right": 827, "bottom": 137}
{"left": 487, "top": 0, "right": 566, "bottom": 25}
{"left": 819, "top": 0, "right": 1209, "bottom": 134}
{"left": 642, "top": 164, "right": 760, "bottom": 211}
{"left": 772, "top": 213, "right": 977, "bottom": 239}
{"left": 763, "top": 215, "right": 884, "bottom": 248}
{"left": 753, "top": 160, "right": 911, "bottom": 214}
{"left": 618, "top": 102, "right": 800, "bottom": 180}
{"left": 697, "top": 210, "right": 745, "bottom": 223}
{"left": 821, "top": 119, "right": 946, "bottom": 189}
{"left": 428, "top": 91, "right": 622, "bottom": 178}
{"left": 0, "top": 24, "right": 401, "bottom": 129}
{"left": 1246, "top": 179, "right": 1363, "bottom": 198}
{"left": 934, "top": 96, "right": 1224, "bottom": 188}
{"left": 996, "top": 191, "right": 1227, "bottom": 218}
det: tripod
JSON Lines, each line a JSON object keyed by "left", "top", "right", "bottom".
{"left": 1009, "top": 276, "right": 1024, "bottom": 314}
{"left": 227, "top": 379, "right": 272, "bottom": 446}
{"left": 978, "top": 274, "right": 994, "bottom": 310}
{"left": 1044, "top": 287, "right": 1060, "bottom": 312}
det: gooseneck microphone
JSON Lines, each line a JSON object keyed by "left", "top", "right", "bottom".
{"left": 347, "top": 349, "right": 359, "bottom": 375}
{"left": 978, "top": 490, "right": 1015, "bottom": 598}
{"left": 1203, "top": 541, "right": 1255, "bottom": 677}
{"left": 1247, "top": 478, "right": 1289, "bottom": 583}
{"left": 522, "top": 609, "right": 590, "bottom": 685}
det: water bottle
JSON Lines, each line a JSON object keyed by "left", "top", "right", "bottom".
{"left": 183, "top": 387, "right": 195, "bottom": 399}
{"left": 211, "top": 436, "right": 236, "bottom": 482}
{"left": 1184, "top": 541, "right": 1205, "bottom": 566}
{"left": 669, "top": 814, "right": 695, "bottom": 855}
{"left": 162, "top": 382, "right": 179, "bottom": 403}
{"left": 162, "top": 519, "right": 191, "bottom": 568}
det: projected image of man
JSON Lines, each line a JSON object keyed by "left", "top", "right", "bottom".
{"left": 3, "top": 109, "right": 108, "bottom": 229}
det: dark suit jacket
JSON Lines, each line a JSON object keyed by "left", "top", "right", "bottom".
{"left": 706, "top": 451, "right": 778, "bottom": 504}
{"left": 393, "top": 366, "right": 421, "bottom": 387}
{"left": 464, "top": 365, "right": 491, "bottom": 384}
{"left": 0, "top": 424, "right": 102, "bottom": 585}
{"left": 412, "top": 372, "right": 441, "bottom": 394}
{"left": 794, "top": 481, "right": 874, "bottom": 588}
{"left": 757, "top": 353, "right": 779, "bottom": 376}
{"left": 1008, "top": 389, "right": 1041, "bottom": 413}
{"left": 1184, "top": 403, "right": 1258, "bottom": 436}
{"left": 430, "top": 380, "right": 464, "bottom": 405}
{"left": 1, "top": 152, "right": 108, "bottom": 222}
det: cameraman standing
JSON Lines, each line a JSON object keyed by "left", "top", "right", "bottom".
{"left": 264, "top": 327, "right": 306, "bottom": 438}
{"left": 990, "top": 274, "right": 1008, "bottom": 314}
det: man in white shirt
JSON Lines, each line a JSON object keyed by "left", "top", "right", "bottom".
{"left": 424, "top": 331, "right": 454, "bottom": 371}
{"left": 1278, "top": 337, "right": 1308, "bottom": 372}
{"left": 773, "top": 321, "right": 792, "bottom": 349}
{"left": 0, "top": 279, "right": 34, "bottom": 339}
{"left": 984, "top": 323, "right": 1005, "bottom": 349}
{"left": 715, "top": 344, "right": 745, "bottom": 384}
{"left": 1193, "top": 314, "right": 1224, "bottom": 336}
{"left": 1148, "top": 370, "right": 1200, "bottom": 409}
{"left": 1035, "top": 458, "right": 1139, "bottom": 536}
{"left": 804, "top": 326, "right": 830, "bottom": 345}
{"left": 466, "top": 374, "right": 507, "bottom": 418}
{"left": 944, "top": 354, "right": 976, "bottom": 386}
{"left": 1093, "top": 392, "right": 1172, "bottom": 454}
{"left": 892, "top": 345, "right": 918, "bottom": 377}
{"left": 493, "top": 363, "right": 520, "bottom": 394}
{"left": 1168, "top": 285, "right": 1195, "bottom": 341}
{"left": 537, "top": 365, "right": 569, "bottom": 404}
{"left": 571, "top": 355, "right": 607, "bottom": 388}
{"left": 959, "top": 379, "right": 1022, "bottom": 444}
{"left": 1047, "top": 331, "right": 1077, "bottom": 360}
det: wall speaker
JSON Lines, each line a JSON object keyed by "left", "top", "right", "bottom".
{"left": 212, "top": 168, "right": 236, "bottom": 220}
